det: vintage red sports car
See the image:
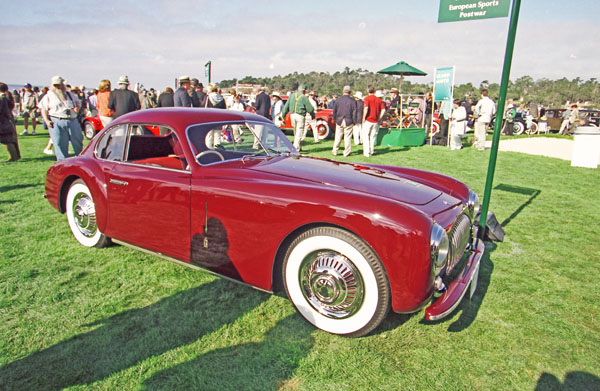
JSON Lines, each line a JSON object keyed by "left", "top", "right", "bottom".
{"left": 277, "top": 95, "right": 335, "bottom": 139}
{"left": 82, "top": 115, "right": 104, "bottom": 139}
{"left": 45, "top": 108, "right": 483, "bottom": 337}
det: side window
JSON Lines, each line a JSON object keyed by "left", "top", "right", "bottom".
{"left": 95, "top": 125, "right": 127, "bottom": 161}
{"left": 126, "top": 125, "right": 187, "bottom": 170}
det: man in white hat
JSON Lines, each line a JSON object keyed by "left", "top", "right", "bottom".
{"left": 271, "top": 92, "right": 284, "bottom": 127}
{"left": 38, "top": 76, "right": 83, "bottom": 160}
{"left": 174, "top": 75, "right": 193, "bottom": 107}
{"left": 108, "top": 75, "right": 140, "bottom": 118}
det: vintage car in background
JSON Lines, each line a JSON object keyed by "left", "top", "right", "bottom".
{"left": 544, "top": 108, "right": 600, "bottom": 131}
{"left": 82, "top": 115, "right": 104, "bottom": 139}
{"left": 45, "top": 108, "right": 483, "bottom": 337}
{"left": 277, "top": 96, "right": 335, "bottom": 139}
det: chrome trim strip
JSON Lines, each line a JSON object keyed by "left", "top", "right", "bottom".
{"left": 109, "top": 179, "right": 128, "bottom": 186}
{"left": 111, "top": 239, "right": 273, "bottom": 294}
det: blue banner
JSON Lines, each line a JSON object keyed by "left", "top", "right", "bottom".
{"left": 433, "top": 67, "right": 454, "bottom": 102}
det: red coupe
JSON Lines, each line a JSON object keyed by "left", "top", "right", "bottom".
{"left": 45, "top": 108, "right": 483, "bottom": 337}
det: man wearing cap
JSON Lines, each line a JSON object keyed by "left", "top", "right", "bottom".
{"left": 271, "top": 92, "right": 284, "bottom": 127}
{"left": 282, "top": 84, "right": 315, "bottom": 151}
{"left": 20, "top": 83, "right": 38, "bottom": 135}
{"left": 174, "top": 75, "right": 193, "bottom": 107}
{"left": 108, "top": 75, "right": 140, "bottom": 118}
{"left": 189, "top": 78, "right": 202, "bottom": 107}
{"left": 362, "top": 86, "right": 386, "bottom": 157}
{"left": 353, "top": 91, "right": 364, "bottom": 145}
{"left": 303, "top": 90, "right": 320, "bottom": 143}
{"left": 38, "top": 76, "right": 83, "bottom": 160}
{"left": 332, "top": 85, "right": 356, "bottom": 157}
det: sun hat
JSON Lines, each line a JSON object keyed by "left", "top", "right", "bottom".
{"left": 390, "top": 88, "right": 399, "bottom": 93}
{"left": 51, "top": 76, "right": 64, "bottom": 85}
{"left": 271, "top": 91, "right": 281, "bottom": 98}
{"left": 179, "top": 75, "right": 191, "bottom": 84}
{"left": 375, "top": 90, "right": 384, "bottom": 98}
{"left": 118, "top": 75, "right": 130, "bottom": 85}
{"left": 354, "top": 91, "right": 363, "bottom": 99}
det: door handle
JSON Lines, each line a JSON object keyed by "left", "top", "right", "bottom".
{"left": 109, "top": 179, "right": 129, "bottom": 186}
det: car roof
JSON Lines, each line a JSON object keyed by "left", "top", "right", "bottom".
{"left": 110, "top": 108, "right": 272, "bottom": 130}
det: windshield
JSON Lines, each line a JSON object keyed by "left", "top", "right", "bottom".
{"left": 187, "top": 121, "right": 297, "bottom": 165}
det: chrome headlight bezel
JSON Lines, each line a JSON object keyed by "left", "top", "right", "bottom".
{"left": 467, "top": 190, "right": 480, "bottom": 219}
{"left": 430, "top": 223, "right": 450, "bottom": 275}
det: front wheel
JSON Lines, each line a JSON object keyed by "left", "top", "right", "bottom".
{"left": 83, "top": 121, "right": 96, "bottom": 139}
{"left": 283, "top": 227, "right": 390, "bottom": 337}
{"left": 66, "top": 180, "right": 110, "bottom": 247}
{"left": 513, "top": 121, "right": 526, "bottom": 135}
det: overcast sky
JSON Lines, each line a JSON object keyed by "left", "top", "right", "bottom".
{"left": 1, "top": 0, "right": 599, "bottom": 90}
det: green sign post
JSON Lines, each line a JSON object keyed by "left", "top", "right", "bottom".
{"left": 438, "top": 0, "right": 510, "bottom": 23}
{"left": 478, "top": 0, "right": 520, "bottom": 239}
{"left": 205, "top": 61, "right": 212, "bottom": 84}
{"left": 438, "top": 0, "right": 521, "bottom": 239}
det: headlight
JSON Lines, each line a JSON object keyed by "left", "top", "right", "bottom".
{"left": 467, "top": 190, "right": 480, "bottom": 219}
{"left": 430, "top": 223, "right": 450, "bottom": 275}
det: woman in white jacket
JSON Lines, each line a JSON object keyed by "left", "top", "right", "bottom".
{"left": 449, "top": 99, "right": 467, "bottom": 150}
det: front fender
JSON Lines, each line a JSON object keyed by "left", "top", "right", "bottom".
{"left": 46, "top": 157, "right": 112, "bottom": 234}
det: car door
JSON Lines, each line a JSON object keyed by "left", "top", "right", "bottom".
{"left": 105, "top": 124, "right": 191, "bottom": 261}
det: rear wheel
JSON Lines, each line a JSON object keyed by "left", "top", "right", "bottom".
{"left": 526, "top": 122, "right": 538, "bottom": 135}
{"left": 283, "top": 227, "right": 390, "bottom": 337}
{"left": 66, "top": 180, "right": 110, "bottom": 247}
{"left": 430, "top": 121, "right": 440, "bottom": 136}
{"left": 314, "top": 120, "right": 331, "bottom": 139}
{"left": 83, "top": 121, "right": 96, "bottom": 139}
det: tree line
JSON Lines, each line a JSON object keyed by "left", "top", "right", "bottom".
{"left": 218, "top": 68, "right": 600, "bottom": 108}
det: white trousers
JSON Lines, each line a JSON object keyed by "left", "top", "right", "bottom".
{"left": 362, "top": 121, "right": 379, "bottom": 157}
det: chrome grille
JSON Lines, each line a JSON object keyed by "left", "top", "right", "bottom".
{"left": 447, "top": 213, "right": 472, "bottom": 274}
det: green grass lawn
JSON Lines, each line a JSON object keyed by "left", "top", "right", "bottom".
{"left": 1, "top": 120, "right": 599, "bottom": 390}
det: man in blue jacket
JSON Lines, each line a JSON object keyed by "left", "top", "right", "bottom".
{"left": 332, "top": 85, "right": 356, "bottom": 157}
{"left": 174, "top": 75, "right": 192, "bottom": 107}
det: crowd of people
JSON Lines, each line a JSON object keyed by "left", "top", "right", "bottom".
{"left": 1, "top": 74, "right": 592, "bottom": 163}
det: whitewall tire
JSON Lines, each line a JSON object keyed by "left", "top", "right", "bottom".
{"left": 283, "top": 227, "right": 390, "bottom": 337}
{"left": 66, "top": 180, "right": 109, "bottom": 248}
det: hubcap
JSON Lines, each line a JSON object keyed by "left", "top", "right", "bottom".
{"left": 299, "top": 251, "right": 364, "bottom": 319}
{"left": 72, "top": 192, "right": 97, "bottom": 238}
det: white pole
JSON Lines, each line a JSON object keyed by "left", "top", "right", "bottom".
{"left": 430, "top": 68, "right": 438, "bottom": 146}
{"left": 446, "top": 66, "right": 456, "bottom": 148}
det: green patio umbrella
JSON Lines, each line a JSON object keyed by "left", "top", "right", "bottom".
{"left": 377, "top": 61, "right": 427, "bottom": 92}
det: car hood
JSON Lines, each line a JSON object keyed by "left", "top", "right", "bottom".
{"left": 249, "top": 156, "right": 442, "bottom": 205}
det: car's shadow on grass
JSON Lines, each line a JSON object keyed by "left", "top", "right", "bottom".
{"left": 0, "top": 182, "right": 43, "bottom": 193}
{"left": 141, "top": 314, "right": 315, "bottom": 391}
{"left": 0, "top": 279, "right": 271, "bottom": 390}
{"left": 535, "top": 371, "right": 600, "bottom": 391}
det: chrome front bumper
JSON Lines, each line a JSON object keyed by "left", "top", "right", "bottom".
{"left": 424, "top": 237, "right": 485, "bottom": 321}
